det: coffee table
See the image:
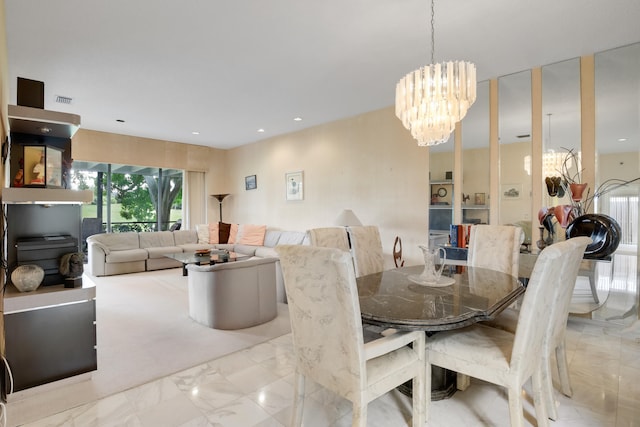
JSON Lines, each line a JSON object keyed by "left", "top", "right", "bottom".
{"left": 165, "top": 250, "right": 251, "bottom": 276}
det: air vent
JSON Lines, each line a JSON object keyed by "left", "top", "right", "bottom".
{"left": 55, "top": 95, "right": 73, "bottom": 104}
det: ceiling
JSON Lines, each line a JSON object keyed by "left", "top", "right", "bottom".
{"left": 4, "top": 0, "right": 640, "bottom": 150}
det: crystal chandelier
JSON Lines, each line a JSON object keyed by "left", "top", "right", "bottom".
{"left": 395, "top": 0, "right": 477, "bottom": 146}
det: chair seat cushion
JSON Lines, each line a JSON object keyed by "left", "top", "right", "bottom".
{"left": 427, "top": 324, "right": 516, "bottom": 385}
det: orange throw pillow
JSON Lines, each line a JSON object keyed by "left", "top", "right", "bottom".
{"left": 228, "top": 223, "right": 239, "bottom": 244}
{"left": 238, "top": 224, "right": 266, "bottom": 245}
{"left": 208, "top": 222, "right": 219, "bottom": 244}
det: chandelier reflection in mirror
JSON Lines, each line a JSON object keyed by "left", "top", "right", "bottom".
{"left": 395, "top": 0, "right": 477, "bottom": 146}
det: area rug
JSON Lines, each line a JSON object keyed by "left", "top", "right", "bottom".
{"left": 7, "top": 268, "right": 291, "bottom": 426}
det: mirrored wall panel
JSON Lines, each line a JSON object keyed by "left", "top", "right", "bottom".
{"left": 498, "top": 70, "right": 532, "bottom": 228}
{"left": 461, "top": 80, "right": 490, "bottom": 225}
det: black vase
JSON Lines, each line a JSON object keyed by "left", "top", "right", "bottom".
{"left": 565, "top": 213, "right": 622, "bottom": 259}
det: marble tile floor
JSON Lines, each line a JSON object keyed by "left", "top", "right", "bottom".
{"left": 14, "top": 316, "right": 640, "bottom": 427}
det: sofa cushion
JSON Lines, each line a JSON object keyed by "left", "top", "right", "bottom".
{"left": 90, "top": 232, "right": 140, "bottom": 251}
{"left": 237, "top": 224, "right": 266, "bottom": 245}
{"left": 146, "top": 246, "right": 182, "bottom": 259}
{"left": 139, "top": 231, "right": 176, "bottom": 248}
{"left": 173, "top": 230, "right": 198, "bottom": 246}
{"left": 263, "top": 230, "right": 282, "bottom": 247}
{"left": 232, "top": 244, "right": 258, "bottom": 256}
{"left": 255, "top": 246, "right": 278, "bottom": 258}
{"left": 106, "top": 248, "right": 148, "bottom": 263}
{"left": 277, "top": 230, "right": 306, "bottom": 245}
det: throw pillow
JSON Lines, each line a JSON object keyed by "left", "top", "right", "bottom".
{"left": 237, "top": 224, "right": 267, "bottom": 245}
{"left": 218, "top": 222, "right": 231, "bottom": 244}
{"left": 195, "top": 224, "right": 209, "bottom": 244}
{"left": 208, "top": 222, "right": 219, "bottom": 244}
{"left": 228, "top": 223, "right": 239, "bottom": 244}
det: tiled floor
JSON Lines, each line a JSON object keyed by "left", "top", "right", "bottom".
{"left": 14, "top": 315, "right": 640, "bottom": 427}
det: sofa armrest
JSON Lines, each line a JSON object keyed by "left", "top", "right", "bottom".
{"left": 87, "top": 240, "right": 108, "bottom": 276}
{"left": 89, "top": 240, "right": 111, "bottom": 255}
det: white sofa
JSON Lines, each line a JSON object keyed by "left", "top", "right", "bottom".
{"left": 86, "top": 228, "right": 308, "bottom": 302}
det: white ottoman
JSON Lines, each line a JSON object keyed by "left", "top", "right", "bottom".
{"left": 186, "top": 257, "right": 278, "bottom": 330}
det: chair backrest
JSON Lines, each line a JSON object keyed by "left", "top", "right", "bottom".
{"left": 510, "top": 239, "right": 583, "bottom": 376}
{"left": 467, "top": 224, "right": 524, "bottom": 277}
{"left": 308, "top": 227, "right": 350, "bottom": 252}
{"left": 547, "top": 236, "right": 592, "bottom": 346}
{"left": 277, "top": 245, "right": 366, "bottom": 399}
{"left": 347, "top": 225, "right": 384, "bottom": 277}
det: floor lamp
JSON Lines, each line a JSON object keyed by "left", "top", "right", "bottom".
{"left": 211, "top": 194, "right": 230, "bottom": 222}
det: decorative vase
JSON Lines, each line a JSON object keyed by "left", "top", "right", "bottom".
{"left": 569, "top": 183, "right": 588, "bottom": 202}
{"left": 554, "top": 205, "right": 574, "bottom": 228}
{"left": 545, "top": 176, "right": 561, "bottom": 197}
{"left": 11, "top": 264, "right": 45, "bottom": 292}
{"left": 565, "top": 213, "right": 622, "bottom": 259}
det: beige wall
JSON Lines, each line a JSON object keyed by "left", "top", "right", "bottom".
{"left": 225, "top": 106, "right": 430, "bottom": 266}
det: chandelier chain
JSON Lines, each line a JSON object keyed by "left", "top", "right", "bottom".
{"left": 430, "top": 0, "right": 435, "bottom": 64}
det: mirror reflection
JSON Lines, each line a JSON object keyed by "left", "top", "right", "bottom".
{"left": 461, "top": 80, "right": 490, "bottom": 225}
{"left": 498, "top": 70, "right": 532, "bottom": 230}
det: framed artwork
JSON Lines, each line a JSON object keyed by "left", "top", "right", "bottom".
{"left": 474, "top": 193, "right": 486, "bottom": 205}
{"left": 501, "top": 183, "right": 522, "bottom": 200}
{"left": 245, "top": 174, "right": 257, "bottom": 190}
{"left": 286, "top": 171, "right": 304, "bottom": 201}
{"left": 46, "top": 146, "right": 63, "bottom": 188}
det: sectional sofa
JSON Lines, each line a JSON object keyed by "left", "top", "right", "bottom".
{"left": 86, "top": 225, "right": 308, "bottom": 303}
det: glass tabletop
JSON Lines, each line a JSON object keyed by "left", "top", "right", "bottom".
{"left": 164, "top": 250, "right": 250, "bottom": 265}
{"left": 357, "top": 265, "right": 524, "bottom": 332}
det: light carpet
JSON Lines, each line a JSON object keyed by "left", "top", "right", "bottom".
{"left": 7, "top": 268, "right": 291, "bottom": 426}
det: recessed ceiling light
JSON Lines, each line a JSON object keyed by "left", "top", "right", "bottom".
{"left": 618, "top": 138, "right": 627, "bottom": 142}
{"left": 116, "top": 119, "right": 125, "bottom": 123}
{"left": 192, "top": 131, "right": 200, "bottom": 135}
{"left": 293, "top": 117, "right": 302, "bottom": 121}
{"left": 257, "top": 128, "right": 265, "bottom": 133}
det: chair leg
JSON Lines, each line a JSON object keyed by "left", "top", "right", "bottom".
{"left": 457, "top": 373, "right": 470, "bottom": 391}
{"left": 541, "top": 353, "right": 559, "bottom": 421}
{"left": 352, "top": 400, "right": 367, "bottom": 427}
{"left": 290, "top": 372, "right": 305, "bottom": 427}
{"left": 507, "top": 386, "right": 525, "bottom": 427}
{"left": 556, "top": 341, "right": 573, "bottom": 397}
{"left": 413, "top": 363, "right": 426, "bottom": 427}
{"left": 531, "top": 367, "right": 550, "bottom": 427}
{"left": 425, "top": 356, "right": 432, "bottom": 423}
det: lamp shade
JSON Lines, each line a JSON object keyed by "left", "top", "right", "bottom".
{"left": 335, "top": 209, "right": 362, "bottom": 226}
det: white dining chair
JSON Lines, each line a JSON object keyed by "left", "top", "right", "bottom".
{"left": 425, "top": 238, "right": 581, "bottom": 427}
{"left": 307, "top": 227, "right": 350, "bottom": 252}
{"left": 458, "top": 224, "right": 525, "bottom": 390}
{"left": 347, "top": 225, "right": 384, "bottom": 278}
{"left": 484, "top": 236, "right": 591, "bottom": 420}
{"left": 467, "top": 224, "right": 525, "bottom": 277}
{"left": 277, "top": 245, "right": 426, "bottom": 427}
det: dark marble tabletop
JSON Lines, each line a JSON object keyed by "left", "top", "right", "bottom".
{"left": 357, "top": 265, "right": 524, "bottom": 332}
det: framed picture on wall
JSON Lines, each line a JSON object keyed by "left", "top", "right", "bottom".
{"left": 501, "top": 183, "right": 521, "bottom": 200}
{"left": 285, "top": 171, "right": 303, "bottom": 201}
{"left": 245, "top": 175, "right": 257, "bottom": 190}
{"left": 474, "top": 193, "right": 486, "bottom": 205}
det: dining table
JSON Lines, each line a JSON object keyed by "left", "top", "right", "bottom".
{"left": 356, "top": 264, "right": 525, "bottom": 399}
